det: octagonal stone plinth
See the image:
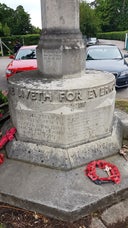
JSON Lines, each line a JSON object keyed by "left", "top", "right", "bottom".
{"left": 8, "top": 70, "right": 115, "bottom": 147}
{"left": 4, "top": 70, "right": 120, "bottom": 170}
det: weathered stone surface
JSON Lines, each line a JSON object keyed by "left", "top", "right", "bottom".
{"left": 101, "top": 199, "right": 128, "bottom": 226}
{"left": 115, "top": 109, "right": 128, "bottom": 139}
{"left": 41, "top": 0, "right": 79, "bottom": 31}
{"left": 37, "top": 0, "right": 85, "bottom": 77}
{"left": 5, "top": 114, "right": 122, "bottom": 170}
{"left": 6, "top": 68, "right": 121, "bottom": 170}
{"left": 90, "top": 218, "right": 106, "bottom": 228}
{"left": 1, "top": 153, "right": 128, "bottom": 221}
{"left": 8, "top": 70, "right": 115, "bottom": 149}
{"left": 37, "top": 33, "right": 85, "bottom": 78}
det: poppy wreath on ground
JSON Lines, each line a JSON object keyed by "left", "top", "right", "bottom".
{"left": 0, "top": 127, "right": 16, "bottom": 150}
{"left": 85, "top": 160, "right": 121, "bottom": 185}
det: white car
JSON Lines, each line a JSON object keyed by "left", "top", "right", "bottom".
{"left": 86, "top": 37, "right": 99, "bottom": 46}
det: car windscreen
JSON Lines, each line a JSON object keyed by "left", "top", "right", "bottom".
{"left": 15, "top": 48, "right": 36, "bottom": 60}
{"left": 86, "top": 47, "right": 122, "bottom": 60}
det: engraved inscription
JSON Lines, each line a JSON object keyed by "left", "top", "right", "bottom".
{"left": 9, "top": 81, "right": 115, "bottom": 103}
{"left": 17, "top": 105, "right": 112, "bottom": 145}
{"left": 10, "top": 88, "right": 53, "bottom": 103}
{"left": 42, "top": 50, "right": 62, "bottom": 74}
{"left": 87, "top": 83, "right": 115, "bottom": 99}
{"left": 59, "top": 91, "right": 82, "bottom": 102}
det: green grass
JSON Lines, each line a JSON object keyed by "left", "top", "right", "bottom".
{"left": 0, "top": 224, "right": 6, "bottom": 228}
{"left": 0, "top": 91, "right": 8, "bottom": 104}
{"left": 115, "top": 99, "right": 128, "bottom": 113}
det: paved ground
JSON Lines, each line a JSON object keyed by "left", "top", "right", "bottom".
{"left": 89, "top": 199, "right": 128, "bottom": 227}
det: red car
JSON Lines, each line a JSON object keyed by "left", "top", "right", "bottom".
{"left": 6, "top": 45, "right": 37, "bottom": 78}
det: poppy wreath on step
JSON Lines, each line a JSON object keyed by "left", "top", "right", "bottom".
{"left": 85, "top": 160, "right": 121, "bottom": 185}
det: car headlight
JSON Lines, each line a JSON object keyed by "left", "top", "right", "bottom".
{"left": 6, "top": 69, "right": 14, "bottom": 79}
{"left": 6, "top": 69, "right": 13, "bottom": 75}
{"left": 120, "top": 71, "right": 128, "bottom": 77}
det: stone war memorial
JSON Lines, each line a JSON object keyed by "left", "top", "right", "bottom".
{"left": 1, "top": 0, "right": 128, "bottom": 221}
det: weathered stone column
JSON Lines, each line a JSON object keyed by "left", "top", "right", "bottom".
{"left": 36, "top": 0, "right": 85, "bottom": 78}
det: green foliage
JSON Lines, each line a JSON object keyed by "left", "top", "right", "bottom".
{"left": 3, "top": 23, "right": 10, "bottom": 36}
{"left": 0, "top": 22, "right": 3, "bottom": 36}
{"left": 0, "top": 0, "right": 128, "bottom": 44}
{"left": 116, "top": 100, "right": 128, "bottom": 114}
{"left": 0, "top": 3, "right": 14, "bottom": 36}
{"left": 0, "top": 224, "right": 6, "bottom": 228}
{"left": 32, "top": 26, "right": 41, "bottom": 34}
{"left": 11, "top": 5, "right": 33, "bottom": 35}
{"left": 0, "top": 109, "right": 4, "bottom": 114}
{"left": 22, "top": 34, "right": 40, "bottom": 45}
{"left": 0, "top": 90, "right": 8, "bottom": 104}
{"left": 1, "top": 34, "right": 40, "bottom": 55}
{"left": 0, "top": 3, "right": 35, "bottom": 36}
{"left": 97, "top": 31, "right": 127, "bottom": 41}
{"left": 93, "top": 0, "right": 128, "bottom": 32}
{"left": 80, "top": 1, "right": 101, "bottom": 37}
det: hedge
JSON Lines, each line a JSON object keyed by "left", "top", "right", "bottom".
{"left": 0, "top": 34, "right": 40, "bottom": 55}
{"left": 97, "top": 31, "right": 128, "bottom": 41}
{"left": 1, "top": 31, "right": 128, "bottom": 55}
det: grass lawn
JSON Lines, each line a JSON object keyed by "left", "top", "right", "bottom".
{"left": 115, "top": 99, "right": 128, "bottom": 113}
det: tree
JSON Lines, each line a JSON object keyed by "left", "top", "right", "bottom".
{"left": 32, "top": 26, "right": 41, "bottom": 34}
{"left": 92, "top": 0, "right": 128, "bottom": 32}
{"left": 0, "top": 3, "right": 34, "bottom": 36}
{"left": 0, "top": 22, "right": 3, "bottom": 36}
{"left": 91, "top": 0, "right": 111, "bottom": 32}
{"left": 0, "top": 3, "right": 14, "bottom": 35}
{"left": 3, "top": 23, "right": 10, "bottom": 36}
{"left": 0, "top": 3, "right": 14, "bottom": 25}
{"left": 11, "top": 5, "right": 33, "bottom": 35}
{"left": 80, "top": 1, "right": 101, "bottom": 37}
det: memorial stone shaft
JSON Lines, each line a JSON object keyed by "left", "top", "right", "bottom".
{"left": 37, "top": 0, "right": 85, "bottom": 78}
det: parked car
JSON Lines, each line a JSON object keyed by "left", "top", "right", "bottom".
{"left": 86, "top": 37, "right": 99, "bottom": 46}
{"left": 6, "top": 45, "right": 37, "bottom": 78}
{"left": 86, "top": 44, "right": 128, "bottom": 88}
